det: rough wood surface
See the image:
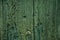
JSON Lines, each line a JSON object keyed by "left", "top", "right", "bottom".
{"left": 0, "top": 0, "right": 59, "bottom": 40}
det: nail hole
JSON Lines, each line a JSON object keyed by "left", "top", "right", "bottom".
{"left": 23, "top": 16, "right": 26, "bottom": 18}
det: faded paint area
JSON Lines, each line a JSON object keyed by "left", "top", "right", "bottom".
{"left": 0, "top": 0, "right": 59, "bottom": 40}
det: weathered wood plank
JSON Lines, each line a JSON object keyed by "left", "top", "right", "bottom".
{"left": 24, "top": 0, "right": 33, "bottom": 40}
{"left": 57, "top": 0, "right": 60, "bottom": 40}
{"left": 37, "top": 0, "right": 58, "bottom": 40}
{"left": 0, "top": 1, "right": 3, "bottom": 40}
{"left": 2, "top": 0, "right": 19, "bottom": 40}
{"left": 16, "top": 0, "right": 33, "bottom": 40}
{"left": 0, "top": 0, "right": 58, "bottom": 40}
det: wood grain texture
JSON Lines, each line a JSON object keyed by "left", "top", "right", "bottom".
{"left": 0, "top": 0, "right": 59, "bottom": 40}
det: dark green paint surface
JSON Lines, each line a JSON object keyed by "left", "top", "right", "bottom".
{"left": 0, "top": 0, "right": 59, "bottom": 40}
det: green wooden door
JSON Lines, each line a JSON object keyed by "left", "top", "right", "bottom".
{"left": 0, "top": 0, "right": 59, "bottom": 40}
